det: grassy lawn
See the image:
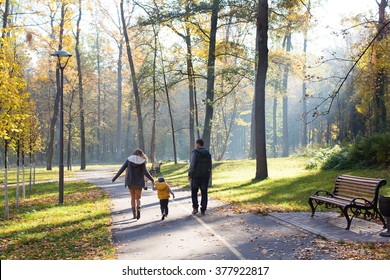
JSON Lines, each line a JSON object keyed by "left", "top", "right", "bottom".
{"left": 0, "top": 181, "right": 114, "bottom": 260}
{"left": 162, "top": 157, "right": 390, "bottom": 213}
{"left": 0, "top": 166, "right": 75, "bottom": 185}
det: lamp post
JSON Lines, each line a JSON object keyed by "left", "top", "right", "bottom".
{"left": 51, "top": 50, "right": 72, "bottom": 205}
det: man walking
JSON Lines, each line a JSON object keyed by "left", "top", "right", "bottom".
{"left": 188, "top": 139, "right": 212, "bottom": 215}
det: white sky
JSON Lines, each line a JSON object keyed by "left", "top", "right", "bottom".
{"left": 310, "top": 0, "right": 379, "bottom": 53}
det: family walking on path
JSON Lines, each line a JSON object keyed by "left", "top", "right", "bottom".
{"left": 112, "top": 139, "right": 212, "bottom": 221}
{"left": 75, "top": 139, "right": 384, "bottom": 260}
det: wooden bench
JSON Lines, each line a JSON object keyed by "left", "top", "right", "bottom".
{"left": 308, "top": 174, "right": 387, "bottom": 230}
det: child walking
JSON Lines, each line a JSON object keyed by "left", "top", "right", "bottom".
{"left": 153, "top": 177, "right": 175, "bottom": 220}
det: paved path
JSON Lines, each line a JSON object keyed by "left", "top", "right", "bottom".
{"left": 76, "top": 169, "right": 389, "bottom": 260}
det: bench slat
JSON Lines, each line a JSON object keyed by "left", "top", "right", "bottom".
{"left": 337, "top": 175, "right": 384, "bottom": 185}
{"left": 336, "top": 179, "right": 379, "bottom": 188}
{"left": 335, "top": 184, "right": 375, "bottom": 194}
{"left": 334, "top": 187, "right": 375, "bottom": 200}
{"left": 310, "top": 195, "right": 368, "bottom": 207}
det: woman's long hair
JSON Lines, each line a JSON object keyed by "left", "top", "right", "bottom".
{"left": 133, "top": 149, "right": 148, "bottom": 163}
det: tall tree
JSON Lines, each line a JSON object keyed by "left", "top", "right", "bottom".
{"left": 116, "top": 41, "right": 124, "bottom": 160}
{"left": 373, "top": 0, "right": 388, "bottom": 132}
{"left": 301, "top": 0, "right": 311, "bottom": 147}
{"left": 150, "top": 26, "right": 158, "bottom": 163}
{"left": 282, "top": 32, "right": 291, "bottom": 157}
{"left": 202, "top": 0, "right": 220, "bottom": 149}
{"left": 96, "top": 0, "right": 125, "bottom": 161}
{"left": 75, "top": 0, "right": 86, "bottom": 169}
{"left": 254, "top": 0, "right": 269, "bottom": 180}
{"left": 46, "top": 2, "right": 66, "bottom": 170}
{"left": 159, "top": 38, "right": 178, "bottom": 164}
{"left": 120, "top": 0, "right": 145, "bottom": 151}
{"left": 166, "top": 0, "right": 199, "bottom": 156}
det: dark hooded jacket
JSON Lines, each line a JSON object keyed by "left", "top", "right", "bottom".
{"left": 188, "top": 148, "right": 212, "bottom": 179}
{"left": 112, "top": 155, "right": 154, "bottom": 189}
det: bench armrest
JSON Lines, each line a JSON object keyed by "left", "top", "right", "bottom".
{"left": 351, "top": 197, "right": 372, "bottom": 206}
{"left": 313, "top": 190, "right": 332, "bottom": 197}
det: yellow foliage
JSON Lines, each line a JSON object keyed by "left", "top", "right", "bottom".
{"left": 0, "top": 30, "right": 40, "bottom": 149}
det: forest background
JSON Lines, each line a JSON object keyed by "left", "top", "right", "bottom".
{"left": 0, "top": 0, "right": 389, "bottom": 174}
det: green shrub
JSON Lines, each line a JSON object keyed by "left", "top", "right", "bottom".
{"left": 322, "top": 133, "right": 390, "bottom": 170}
{"left": 304, "top": 145, "right": 344, "bottom": 170}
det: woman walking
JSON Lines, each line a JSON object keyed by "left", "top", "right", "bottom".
{"left": 112, "top": 149, "right": 155, "bottom": 220}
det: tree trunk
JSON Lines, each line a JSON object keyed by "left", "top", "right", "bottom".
{"left": 120, "top": 0, "right": 145, "bottom": 151}
{"left": 150, "top": 27, "right": 158, "bottom": 163}
{"left": 202, "top": 0, "right": 219, "bottom": 149}
{"left": 96, "top": 31, "right": 102, "bottom": 161}
{"left": 33, "top": 154, "right": 36, "bottom": 186}
{"left": 116, "top": 42, "right": 123, "bottom": 161}
{"left": 183, "top": 2, "right": 197, "bottom": 155}
{"left": 16, "top": 142, "right": 20, "bottom": 209}
{"left": 272, "top": 97, "right": 277, "bottom": 157}
{"left": 250, "top": 95, "right": 256, "bottom": 159}
{"left": 159, "top": 39, "right": 177, "bottom": 164}
{"left": 373, "top": 0, "right": 388, "bottom": 133}
{"left": 220, "top": 100, "right": 237, "bottom": 160}
{"left": 185, "top": 29, "right": 196, "bottom": 155}
{"left": 102, "top": 89, "right": 107, "bottom": 159}
{"left": 22, "top": 151, "right": 25, "bottom": 198}
{"left": 254, "top": 0, "right": 269, "bottom": 180}
{"left": 75, "top": 0, "right": 86, "bottom": 169}
{"left": 47, "top": 2, "right": 66, "bottom": 170}
{"left": 29, "top": 152, "right": 32, "bottom": 193}
{"left": 125, "top": 101, "right": 132, "bottom": 156}
{"left": 4, "top": 140, "right": 9, "bottom": 219}
{"left": 1, "top": 0, "right": 10, "bottom": 40}
{"left": 301, "top": 4, "right": 309, "bottom": 147}
{"left": 282, "top": 33, "right": 291, "bottom": 157}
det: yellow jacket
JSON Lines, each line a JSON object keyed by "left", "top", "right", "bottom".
{"left": 155, "top": 181, "right": 170, "bottom": 200}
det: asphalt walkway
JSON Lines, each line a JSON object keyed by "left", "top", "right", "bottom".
{"left": 76, "top": 169, "right": 389, "bottom": 260}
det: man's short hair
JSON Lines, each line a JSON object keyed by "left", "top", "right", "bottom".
{"left": 196, "top": 139, "right": 204, "bottom": 146}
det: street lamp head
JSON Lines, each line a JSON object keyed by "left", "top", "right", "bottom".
{"left": 51, "top": 49, "right": 72, "bottom": 69}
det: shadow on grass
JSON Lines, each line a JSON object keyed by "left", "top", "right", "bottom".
{"left": 1, "top": 210, "right": 112, "bottom": 260}
{"left": 209, "top": 169, "right": 390, "bottom": 212}
{"left": 0, "top": 181, "right": 108, "bottom": 217}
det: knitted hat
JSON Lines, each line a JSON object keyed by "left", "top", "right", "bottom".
{"left": 158, "top": 177, "right": 165, "bottom": 182}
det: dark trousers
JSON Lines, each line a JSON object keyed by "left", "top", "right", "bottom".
{"left": 191, "top": 177, "right": 209, "bottom": 212}
{"left": 160, "top": 199, "right": 169, "bottom": 215}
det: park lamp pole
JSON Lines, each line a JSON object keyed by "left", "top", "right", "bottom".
{"left": 51, "top": 50, "right": 72, "bottom": 205}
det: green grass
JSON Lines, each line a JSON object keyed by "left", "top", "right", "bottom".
{"left": 162, "top": 157, "right": 390, "bottom": 213}
{"left": 0, "top": 166, "right": 75, "bottom": 185}
{"left": 0, "top": 181, "right": 114, "bottom": 260}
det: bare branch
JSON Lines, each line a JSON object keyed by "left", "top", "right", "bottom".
{"left": 304, "top": 20, "right": 390, "bottom": 123}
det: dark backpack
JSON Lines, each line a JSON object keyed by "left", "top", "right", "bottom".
{"left": 193, "top": 149, "right": 212, "bottom": 178}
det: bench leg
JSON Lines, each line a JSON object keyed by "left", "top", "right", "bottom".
{"left": 377, "top": 209, "right": 387, "bottom": 229}
{"left": 308, "top": 198, "right": 316, "bottom": 217}
{"left": 342, "top": 207, "right": 352, "bottom": 230}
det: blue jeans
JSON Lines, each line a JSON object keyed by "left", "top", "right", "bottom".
{"left": 191, "top": 177, "right": 209, "bottom": 212}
